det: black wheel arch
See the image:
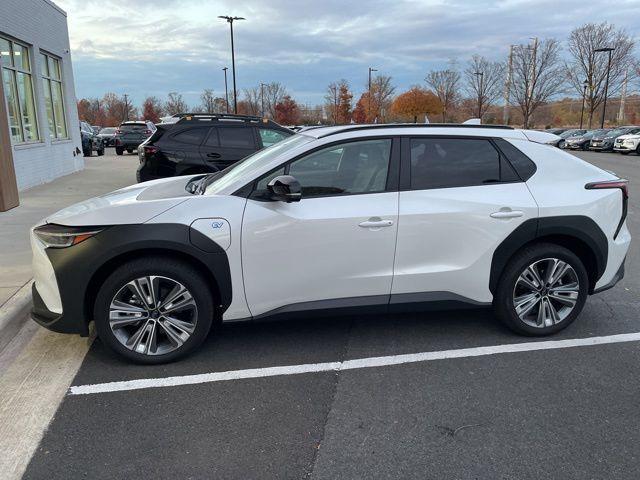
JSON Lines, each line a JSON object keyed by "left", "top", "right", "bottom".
{"left": 490, "top": 216, "right": 608, "bottom": 295}
{"left": 46, "top": 223, "right": 231, "bottom": 335}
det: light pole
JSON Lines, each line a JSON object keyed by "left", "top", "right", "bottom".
{"left": 123, "top": 94, "right": 129, "bottom": 121}
{"left": 594, "top": 47, "right": 615, "bottom": 129}
{"left": 473, "top": 71, "right": 484, "bottom": 120}
{"left": 260, "top": 82, "right": 267, "bottom": 117}
{"left": 222, "top": 67, "right": 229, "bottom": 113}
{"left": 218, "top": 15, "right": 245, "bottom": 114}
{"left": 368, "top": 67, "right": 377, "bottom": 122}
{"left": 579, "top": 79, "right": 588, "bottom": 129}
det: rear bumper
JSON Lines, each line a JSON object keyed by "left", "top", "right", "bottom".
{"left": 593, "top": 259, "right": 625, "bottom": 294}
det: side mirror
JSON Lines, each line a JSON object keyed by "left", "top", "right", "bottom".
{"left": 267, "top": 175, "right": 302, "bottom": 203}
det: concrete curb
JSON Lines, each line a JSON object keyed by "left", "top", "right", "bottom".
{"left": 0, "top": 282, "right": 33, "bottom": 354}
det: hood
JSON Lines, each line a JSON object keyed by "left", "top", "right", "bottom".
{"left": 616, "top": 133, "right": 640, "bottom": 140}
{"left": 46, "top": 175, "right": 198, "bottom": 227}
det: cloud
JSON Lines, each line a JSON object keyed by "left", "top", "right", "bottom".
{"left": 53, "top": 0, "right": 639, "bottom": 107}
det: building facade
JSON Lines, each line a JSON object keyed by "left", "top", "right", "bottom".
{"left": 1, "top": 0, "right": 82, "bottom": 193}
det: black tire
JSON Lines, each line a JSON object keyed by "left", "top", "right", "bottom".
{"left": 127, "top": 148, "right": 134, "bottom": 154}
{"left": 93, "top": 257, "right": 215, "bottom": 364}
{"left": 115, "top": 146, "right": 124, "bottom": 155}
{"left": 97, "top": 148, "right": 105, "bottom": 156}
{"left": 83, "top": 148, "right": 91, "bottom": 157}
{"left": 493, "top": 242, "right": 589, "bottom": 336}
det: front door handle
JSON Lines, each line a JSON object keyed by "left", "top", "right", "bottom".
{"left": 490, "top": 210, "right": 524, "bottom": 219}
{"left": 206, "top": 152, "right": 221, "bottom": 159}
{"left": 359, "top": 219, "right": 394, "bottom": 228}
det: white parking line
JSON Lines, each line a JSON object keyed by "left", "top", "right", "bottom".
{"left": 69, "top": 332, "right": 640, "bottom": 396}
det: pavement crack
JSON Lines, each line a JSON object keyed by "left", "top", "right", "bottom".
{"left": 303, "top": 317, "right": 355, "bottom": 479}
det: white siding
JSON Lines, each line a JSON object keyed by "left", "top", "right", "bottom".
{"left": 1, "top": 0, "right": 83, "bottom": 190}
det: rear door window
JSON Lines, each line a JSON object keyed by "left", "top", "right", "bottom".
{"left": 171, "top": 128, "right": 207, "bottom": 145}
{"left": 219, "top": 127, "right": 256, "bottom": 148}
{"left": 409, "top": 138, "right": 503, "bottom": 190}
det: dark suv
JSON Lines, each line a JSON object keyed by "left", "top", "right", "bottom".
{"left": 136, "top": 114, "right": 292, "bottom": 182}
{"left": 115, "top": 121, "right": 156, "bottom": 156}
{"left": 80, "top": 121, "right": 105, "bottom": 157}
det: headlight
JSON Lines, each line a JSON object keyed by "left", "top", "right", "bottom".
{"left": 33, "top": 224, "right": 102, "bottom": 248}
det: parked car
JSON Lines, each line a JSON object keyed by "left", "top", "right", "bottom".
{"left": 545, "top": 128, "right": 568, "bottom": 135}
{"left": 137, "top": 114, "right": 293, "bottom": 182}
{"left": 80, "top": 121, "right": 105, "bottom": 157}
{"left": 563, "top": 129, "right": 606, "bottom": 150}
{"left": 555, "top": 129, "right": 587, "bottom": 149}
{"left": 97, "top": 127, "right": 117, "bottom": 147}
{"left": 613, "top": 131, "right": 640, "bottom": 155}
{"left": 114, "top": 120, "right": 156, "bottom": 156}
{"left": 30, "top": 124, "right": 630, "bottom": 363}
{"left": 589, "top": 126, "right": 640, "bottom": 152}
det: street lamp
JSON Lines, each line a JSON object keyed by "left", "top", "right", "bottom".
{"left": 594, "top": 47, "right": 615, "bottom": 129}
{"left": 222, "top": 67, "right": 229, "bottom": 113}
{"left": 473, "top": 71, "right": 484, "bottom": 120}
{"left": 368, "top": 67, "right": 377, "bottom": 122}
{"left": 218, "top": 15, "right": 245, "bottom": 114}
{"left": 579, "top": 79, "right": 588, "bottom": 129}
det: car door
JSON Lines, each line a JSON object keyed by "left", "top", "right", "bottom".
{"left": 241, "top": 137, "right": 400, "bottom": 317}
{"left": 391, "top": 136, "right": 539, "bottom": 306}
{"left": 162, "top": 127, "right": 208, "bottom": 176}
{"left": 200, "top": 125, "right": 257, "bottom": 169}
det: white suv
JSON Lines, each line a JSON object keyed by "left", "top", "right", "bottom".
{"left": 613, "top": 131, "right": 640, "bottom": 155}
{"left": 30, "top": 125, "right": 630, "bottom": 363}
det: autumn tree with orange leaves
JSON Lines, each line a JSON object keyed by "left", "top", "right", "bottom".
{"left": 274, "top": 95, "right": 301, "bottom": 124}
{"left": 390, "top": 86, "right": 442, "bottom": 122}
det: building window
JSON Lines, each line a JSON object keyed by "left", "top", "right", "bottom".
{"left": 0, "top": 37, "right": 39, "bottom": 143}
{"left": 40, "top": 52, "right": 67, "bottom": 140}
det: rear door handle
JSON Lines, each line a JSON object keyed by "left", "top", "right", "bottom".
{"left": 206, "top": 152, "right": 221, "bottom": 159}
{"left": 359, "top": 219, "right": 394, "bottom": 228}
{"left": 490, "top": 210, "right": 524, "bottom": 219}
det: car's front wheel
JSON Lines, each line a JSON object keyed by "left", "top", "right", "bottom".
{"left": 494, "top": 243, "right": 588, "bottom": 336}
{"left": 115, "top": 146, "right": 124, "bottom": 155}
{"left": 94, "top": 257, "right": 215, "bottom": 363}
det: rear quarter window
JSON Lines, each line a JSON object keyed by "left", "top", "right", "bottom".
{"left": 493, "top": 138, "right": 537, "bottom": 181}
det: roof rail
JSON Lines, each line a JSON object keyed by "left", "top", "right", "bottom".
{"left": 317, "top": 123, "right": 515, "bottom": 138}
{"left": 176, "top": 113, "right": 266, "bottom": 124}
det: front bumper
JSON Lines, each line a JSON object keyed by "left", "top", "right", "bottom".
{"left": 589, "top": 142, "right": 613, "bottom": 151}
{"left": 613, "top": 144, "right": 637, "bottom": 153}
{"left": 32, "top": 283, "right": 88, "bottom": 335}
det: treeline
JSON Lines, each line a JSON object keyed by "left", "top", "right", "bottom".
{"left": 78, "top": 22, "right": 640, "bottom": 128}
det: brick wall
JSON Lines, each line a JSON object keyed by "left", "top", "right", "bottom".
{"left": 1, "top": 0, "right": 83, "bottom": 191}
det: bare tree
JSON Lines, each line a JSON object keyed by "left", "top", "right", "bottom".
{"left": 426, "top": 67, "right": 460, "bottom": 122}
{"left": 324, "top": 81, "right": 340, "bottom": 124}
{"left": 510, "top": 39, "right": 565, "bottom": 128}
{"left": 464, "top": 55, "right": 504, "bottom": 120}
{"left": 164, "top": 92, "right": 188, "bottom": 116}
{"left": 370, "top": 75, "right": 395, "bottom": 122}
{"left": 199, "top": 89, "right": 217, "bottom": 113}
{"left": 242, "top": 87, "right": 261, "bottom": 115}
{"left": 566, "top": 23, "right": 636, "bottom": 128}
{"left": 262, "top": 82, "right": 287, "bottom": 118}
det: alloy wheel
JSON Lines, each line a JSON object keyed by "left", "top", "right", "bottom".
{"left": 109, "top": 276, "right": 198, "bottom": 356}
{"left": 512, "top": 258, "right": 580, "bottom": 328}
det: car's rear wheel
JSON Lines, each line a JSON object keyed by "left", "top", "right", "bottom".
{"left": 94, "top": 257, "right": 215, "bottom": 363}
{"left": 494, "top": 243, "right": 588, "bottom": 336}
{"left": 127, "top": 148, "right": 134, "bottom": 154}
{"left": 115, "top": 146, "right": 124, "bottom": 155}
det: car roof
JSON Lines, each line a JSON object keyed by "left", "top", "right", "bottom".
{"left": 299, "top": 124, "right": 536, "bottom": 142}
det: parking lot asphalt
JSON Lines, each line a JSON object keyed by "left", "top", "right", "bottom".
{"left": 22, "top": 150, "right": 640, "bottom": 480}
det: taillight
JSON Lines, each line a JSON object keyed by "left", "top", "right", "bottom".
{"left": 143, "top": 145, "right": 158, "bottom": 156}
{"left": 585, "top": 179, "right": 628, "bottom": 198}
{"left": 586, "top": 179, "right": 629, "bottom": 239}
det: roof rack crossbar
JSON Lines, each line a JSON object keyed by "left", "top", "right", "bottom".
{"left": 176, "top": 113, "right": 262, "bottom": 122}
{"left": 316, "top": 123, "right": 514, "bottom": 138}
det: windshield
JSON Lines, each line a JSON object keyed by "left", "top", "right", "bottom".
{"left": 204, "top": 134, "right": 313, "bottom": 195}
{"left": 606, "top": 128, "right": 628, "bottom": 137}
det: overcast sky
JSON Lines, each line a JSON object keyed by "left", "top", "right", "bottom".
{"left": 54, "top": 0, "right": 640, "bottom": 108}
